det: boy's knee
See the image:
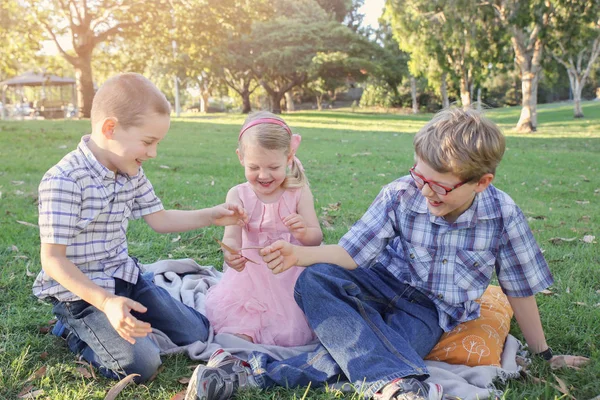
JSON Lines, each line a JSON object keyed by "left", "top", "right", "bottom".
{"left": 122, "top": 340, "right": 162, "bottom": 383}
{"left": 295, "top": 263, "right": 340, "bottom": 294}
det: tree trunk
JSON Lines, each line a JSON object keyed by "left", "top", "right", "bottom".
{"left": 74, "top": 54, "right": 94, "bottom": 118}
{"left": 569, "top": 71, "right": 584, "bottom": 118}
{"left": 459, "top": 74, "right": 471, "bottom": 108}
{"left": 440, "top": 72, "right": 450, "bottom": 109}
{"left": 477, "top": 87, "right": 482, "bottom": 110}
{"left": 241, "top": 90, "right": 252, "bottom": 114}
{"left": 410, "top": 76, "right": 418, "bottom": 114}
{"left": 285, "top": 92, "right": 295, "bottom": 112}
{"left": 316, "top": 94, "right": 323, "bottom": 111}
{"left": 270, "top": 93, "right": 284, "bottom": 114}
{"left": 200, "top": 93, "right": 210, "bottom": 113}
{"left": 516, "top": 72, "right": 536, "bottom": 132}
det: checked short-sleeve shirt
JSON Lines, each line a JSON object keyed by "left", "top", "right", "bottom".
{"left": 339, "top": 175, "right": 554, "bottom": 332}
{"left": 33, "top": 135, "right": 164, "bottom": 301}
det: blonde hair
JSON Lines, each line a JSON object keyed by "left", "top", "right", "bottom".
{"left": 238, "top": 111, "right": 307, "bottom": 188}
{"left": 91, "top": 73, "right": 171, "bottom": 129}
{"left": 413, "top": 107, "right": 505, "bottom": 181}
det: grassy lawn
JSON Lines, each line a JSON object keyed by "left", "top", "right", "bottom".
{"left": 0, "top": 102, "right": 599, "bottom": 399}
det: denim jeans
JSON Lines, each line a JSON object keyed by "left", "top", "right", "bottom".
{"left": 248, "top": 263, "right": 443, "bottom": 398}
{"left": 51, "top": 271, "right": 210, "bottom": 382}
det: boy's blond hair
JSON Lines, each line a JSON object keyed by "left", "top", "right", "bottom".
{"left": 91, "top": 73, "right": 171, "bottom": 129}
{"left": 238, "top": 111, "right": 307, "bottom": 188}
{"left": 413, "top": 107, "right": 505, "bottom": 180}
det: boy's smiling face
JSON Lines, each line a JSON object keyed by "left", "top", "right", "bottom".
{"left": 104, "top": 113, "right": 170, "bottom": 176}
{"left": 412, "top": 159, "right": 493, "bottom": 223}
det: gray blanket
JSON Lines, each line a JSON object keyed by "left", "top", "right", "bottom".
{"left": 143, "top": 258, "right": 523, "bottom": 400}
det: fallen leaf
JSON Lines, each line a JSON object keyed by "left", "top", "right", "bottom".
{"left": 75, "top": 360, "right": 96, "bottom": 379}
{"left": 23, "top": 366, "right": 47, "bottom": 384}
{"left": 148, "top": 365, "right": 165, "bottom": 382}
{"left": 552, "top": 374, "right": 574, "bottom": 398}
{"left": 582, "top": 235, "right": 596, "bottom": 244}
{"left": 18, "top": 389, "right": 45, "bottom": 399}
{"left": 58, "top": 145, "right": 67, "bottom": 149}
{"left": 171, "top": 235, "right": 181, "bottom": 243}
{"left": 17, "top": 220, "right": 37, "bottom": 228}
{"left": 160, "top": 165, "right": 171, "bottom": 169}
{"left": 17, "top": 385, "right": 34, "bottom": 398}
{"left": 39, "top": 352, "right": 48, "bottom": 360}
{"left": 26, "top": 263, "right": 37, "bottom": 277}
{"left": 579, "top": 215, "right": 591, "bottom": 222}
{"left": 210, "top": 180, "right": 215, "bottom": 186}
{"left": 178, "top": 377, "right": 190, "bottom": 384}
{"left": 548, "top": 237, "right": 577, "bottom": 245}
{"left": 540, "top": 289, "right": 554, "bottom": 296}
{"left": 214, "top": 238, "right": 259, "bottom": 264}
{"left": 75, "top": 366, "right": 93, "bottom": 378}
{"left": 573, "top": 302, "right": 588, "bottom": 306}
{"left": 170, "top": 390, "right": 187, "bottom": 400}
{"left": 11, "top": 180, "right": 25, "bottom": 185}
{"left": 351, "top": 152, "right": 371, "bottom": 157}
{"left": 103, "top": 373, "right": 139, "bottom": 400}
{"left": 15, "top": 190, "right": 25, "bottom": 195}
{"left": 11, "top": 245, "right": 19, "bottom": 252}
{"left": 575, "top": 200, "right": 589, "bottom": 205}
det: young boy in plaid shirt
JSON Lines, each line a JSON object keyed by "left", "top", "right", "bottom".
{"left": 33, "top": 73, "right": 247, "bottom": 382}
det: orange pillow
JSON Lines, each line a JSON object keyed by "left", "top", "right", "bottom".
{"left": 425, "top": 285, "right": 513, "bottom": 367}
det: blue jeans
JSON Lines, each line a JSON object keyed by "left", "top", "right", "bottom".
{"left": 248, "top": 263, "right": 443, "bottom": 398}
{"left": 51, "top": 271, "right": 210, "bottom": 382}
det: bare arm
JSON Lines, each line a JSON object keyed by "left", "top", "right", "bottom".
{"left": 40, "top": 243, "right": 151, "bottom": 344}
{"left": 220, "top": 187, "right": 247, "bottom": 272}
{"left": 143, "top": 203, "right": 248, "bottom": 233}
{"left": 282, "top": 185, "right": 323, "bottom": 246}
{"left": 261, "top": 242, "right": 357, "bottom": 274}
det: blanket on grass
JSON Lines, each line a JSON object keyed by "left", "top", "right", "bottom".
{"left": 143, "top": 258, "right": 523, "bottom": 400}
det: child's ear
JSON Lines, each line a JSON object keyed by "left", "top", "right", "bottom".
{"left": 236, "top": 148, "right": 244, "bottom": 165}
{"left": 474, "top": 173, "right": 494, "bottom": 193}
{"left": 101, "top": 117, "right": 118, "bottom": 139}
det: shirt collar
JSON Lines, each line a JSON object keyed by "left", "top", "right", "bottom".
{"left": 78, "top": 135, "right": 115, "bottom": 180}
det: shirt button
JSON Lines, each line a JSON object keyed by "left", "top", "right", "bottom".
{"left": 473, "top": 262, "right": 479, "bottom": 267}
{"left": 442, "top": 259, "right": 448, "bottom": 264}
{"left": 410, "top": 253, "right": 415, "bottom": 259}
{"left": 437, "top": 293, "right": 444, "bottom": 299}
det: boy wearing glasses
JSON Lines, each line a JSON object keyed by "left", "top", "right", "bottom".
{"left": 185, "top": 108, "right": 588, "bottom": 400}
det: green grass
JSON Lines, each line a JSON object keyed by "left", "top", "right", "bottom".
{"left": 0, "top": 102, "right": 599, "bottom": 399}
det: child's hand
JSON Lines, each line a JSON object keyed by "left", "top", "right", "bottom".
{"left": 100, "top": 295, "right": 152, "bottom": 344}
{"left": 211, "top": 203, "right": 248, "bottom": 227}
{"left": 282, "top": 213, "right": 307, "bottom": 240}
{"left": 549, "top": 354, "right": 590, "bottom": 369}
{"left": 224, "top": 249, "right": 248, "bottom": 272}
{"left": 261, "top": 240, "right": 298, "bottom": 274}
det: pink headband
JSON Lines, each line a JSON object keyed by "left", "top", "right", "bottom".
{"left": 239, "top": 118, "right": 292, "bottom": 140}
{"left": 239, "top": 117, "right": 304, "bottom": 171}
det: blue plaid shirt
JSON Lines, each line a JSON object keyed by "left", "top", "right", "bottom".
{"left": 339, "top": 176, "right": 553, "bottom": 332}
{"left": 33, "top": 135, "right": 164, "bottom": 301}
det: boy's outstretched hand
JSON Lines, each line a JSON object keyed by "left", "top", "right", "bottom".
{"left": 549, "top": 354, "right": 590, "bottom": 369}
{"left": 261, "top": 240, "right": 298, "bottom": 274}
{"left": 100, "top": 295, "right": 152, "bottom": 344}
{"left": 211, "top": 203, "right": 248, "bottom": 227}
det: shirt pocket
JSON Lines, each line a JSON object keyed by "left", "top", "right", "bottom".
{"left": 405, "top": 244, "right": 434, "bottom": 282}
{"left": 454, "top": 250, "right": 495, "bottom": 291}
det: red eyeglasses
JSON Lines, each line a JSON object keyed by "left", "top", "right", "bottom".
{"left": 409, "top": 165, "right": 470, "bottom": 195}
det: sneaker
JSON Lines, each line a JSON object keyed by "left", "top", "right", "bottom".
{"left": 185, "top": 349, "right": 256, "bottom": 400}
{"left": 373, "top": 378, "right": 444, "bottom": 400}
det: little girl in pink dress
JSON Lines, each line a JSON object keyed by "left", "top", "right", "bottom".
{"left": 205, "top": 111, "right": 323, "bottom": 347}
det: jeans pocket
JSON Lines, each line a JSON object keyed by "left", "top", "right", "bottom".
{"left": 454, "top": 250, "right": 495, "bottom": 292}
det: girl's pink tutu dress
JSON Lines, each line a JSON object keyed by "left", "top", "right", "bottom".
{"left": 205, "top": 182, "right": 315, "bottom": 346}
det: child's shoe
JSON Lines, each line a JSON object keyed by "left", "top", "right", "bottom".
{"left": 373, "top": 377, "right": 444, "bottom": 400}
{"left": 184, "top": 349, "right": 257, "bottom": 400}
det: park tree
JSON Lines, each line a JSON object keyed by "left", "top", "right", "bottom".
{"left": 489, "top": 0, "right": 552, "bottom": 132}
{"left": 0, "top": 1, "right": 42, "bottom": 81}
{"left": 386, "top": 0, "right": 500, "bottom": 109}
{"left": 30, "top": 0, "right": 168, "bottom": 118}
{"left": 249, "top": 0, "right": 357, "bottom": 113}
{"left": 548, "top": 0, "right": 600, "bottom": 118}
